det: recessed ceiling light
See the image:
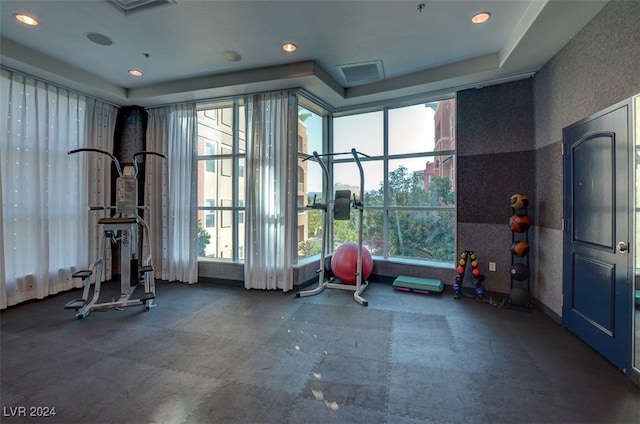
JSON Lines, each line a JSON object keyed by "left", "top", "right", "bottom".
{"left": 15, "top": 14, "right": 38, "bottom": 26}
{"left": 129, "top": 69, "right": 143, "bottom": 77}
{"left": 472, "top": 12, "right": 491, "bottom": 24}
{"left": 282, "top": 42, "right": 297, "bottom": 53}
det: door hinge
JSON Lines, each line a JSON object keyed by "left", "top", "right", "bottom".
{"left": 562, "top": 143, "right": 566, "bottom": 156}
{"left": 561, "top": 218, "right": 566, "bottom": 231}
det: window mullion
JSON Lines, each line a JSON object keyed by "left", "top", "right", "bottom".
{"left": 383, "top": 107, "right": 390, "bottom": 260}
{"left": 232, "top": 98, "right": 240, "bottom": 262}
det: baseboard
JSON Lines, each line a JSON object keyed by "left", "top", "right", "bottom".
{"left": 631, "top": 367, "right": 640, "bottom": 387}
{"left": 197, "top": 276, "right": 244, "bottom": 288}
{"left": 533, "top": 297, "right": 562, "bottom": 324}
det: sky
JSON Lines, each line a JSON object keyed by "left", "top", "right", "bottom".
{"left": 303, "top": 104, "right": 437, "bottom": 193}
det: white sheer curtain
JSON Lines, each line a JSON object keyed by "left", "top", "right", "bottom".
{"left": 83, "top": 98, "right": 116, "bottom": 283}
{"left": 0, "top": 69, "right": 116, "bottom": 308}
{"left": 146, "top": 104, "right": 198, "bottom": 284}
{"left": 245, "top": 91, "right": 297, "bottom": 291}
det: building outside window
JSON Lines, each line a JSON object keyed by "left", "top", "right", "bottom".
{"left": 205, "top": 142, "right": 216, "bottom": 172}
{"left": 205, "top": 199, "right": 215, "bottom": 228}
{"left": 196, "top": 102, "right": 245, "bottom": 260}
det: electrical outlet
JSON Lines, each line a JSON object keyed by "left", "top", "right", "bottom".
{"left": 489, "top": 262, "right": 496, "bottom": 272}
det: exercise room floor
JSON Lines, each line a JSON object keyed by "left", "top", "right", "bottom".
{"left": 1, "top": 280, "right": 639, "bottom": 424}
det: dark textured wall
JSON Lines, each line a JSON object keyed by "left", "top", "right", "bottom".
{"left": 457, "top": 78, "right": 536, "bottom": 225}
{"left": 534, "top": 0, "right": 640, "bottom": 148}
{"left": 531, "top": 0, "right": 640, "bottom": 314}
{"left": 533, "top": 141, "right": 562, "bottom": 230}
{"left": 458, "top": 79, "right": 535, "bottom": 157}
{"left": 113, "top": 106, "right": 147, "bottom": 165}
{"left": 457, "top": 150, "right": 535, "bottom": 225}
{"left": 111, "top": 106, "right": 147, "bottom": 275}
{"left": 456, "top": 79, "right": 535, "bottom": 294}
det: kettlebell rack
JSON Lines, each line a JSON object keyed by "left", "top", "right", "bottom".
{"left": 453, "top": 250, "right": 485, "bottom": 300}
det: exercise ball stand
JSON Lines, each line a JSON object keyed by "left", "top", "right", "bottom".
{"left": 296, "top": 148, "right": 370, "bottom": 306}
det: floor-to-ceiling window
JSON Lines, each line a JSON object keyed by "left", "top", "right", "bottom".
{"left": 296, "top": 102, "right": 327, "bottom": 262}
{"left": 196, "top": 100, "right": 246, "bottom": 261}
{"left": 332, "top": 99, "right": 456, "bottom": 265}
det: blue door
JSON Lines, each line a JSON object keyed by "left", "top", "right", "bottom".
{"left": 562, "top": 100, "right": 633, "bottom": 375}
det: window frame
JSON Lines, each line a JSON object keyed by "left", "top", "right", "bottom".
{"left": 295, "top": 97, "right": 331, "bottom": 264}
{"left": 330, "top": 99, "right": 457, "bottom": 265}
{"left": 196, "top": 99, "right": 246, "bottom": 262}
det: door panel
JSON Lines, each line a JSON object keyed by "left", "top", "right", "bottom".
{"left": 563, "top": 100, "right": 632, "bottom": 375}
{"left": 573, "top": 133, "right": 615, "bottom": 249}
{"left": 572, "top": 254, "right": 614, "bottom": 336}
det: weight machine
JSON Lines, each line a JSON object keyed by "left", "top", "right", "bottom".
{"left": 295, "top": 148, "right": 370, "bottom": 306}
{"left": 64, "top": 148, "right": 165, "bottom": 319}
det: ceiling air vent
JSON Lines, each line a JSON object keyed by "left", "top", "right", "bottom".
{"left": 108, "top": 0, "right": 177, "bottom": 15}
{"left": 336, "top": 60, "right": 385, "bottom": 85}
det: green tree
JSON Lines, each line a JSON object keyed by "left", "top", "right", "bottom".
{"left": 298, "top": 239, "right": 321, "bottom": 257}
{"left": 426, "top": 176, "right": 455, "bottom": 206}
{"left": 306, "top": 196, "right": 324, "bottom": 237}
{"left": 298, "top": 108, "right": 312, "bottom": 122}
{"left": 334, "top": 218, "right": 358, "bottom": 247}
{"left": 387, "top": 165, "right": 415, "bottom": 206}
{"left": 364, "top": 166, "right": 456, "bottom": 262}
{"left": 197, "top": 218, "right": 211, "bottom": 257}
{"left": 302, "top": 166, "right": 455, "bottom": 263}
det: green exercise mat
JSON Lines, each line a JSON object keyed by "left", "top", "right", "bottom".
{"left": 393, "top": 275, "right": 443, "bottom": 292}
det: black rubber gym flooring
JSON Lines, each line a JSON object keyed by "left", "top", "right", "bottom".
{"left": 1, "top": 280, "right": 638, "bottom": 423}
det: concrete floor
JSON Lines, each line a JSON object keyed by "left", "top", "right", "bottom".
{"left": 1, "top": 280, "right": 638, "bottom": 424}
